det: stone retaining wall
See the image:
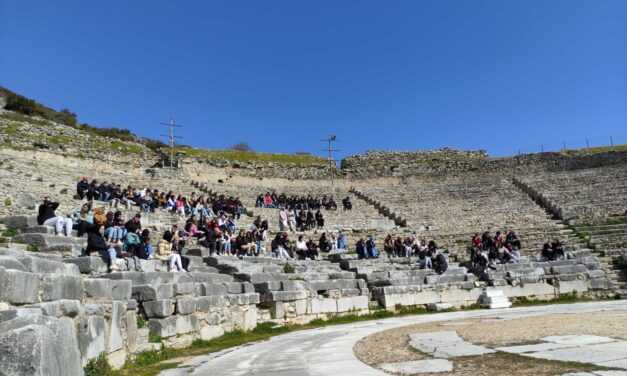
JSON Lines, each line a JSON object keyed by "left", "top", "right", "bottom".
{"left": 342, "top": 149, "right": 627, "bottom": 178}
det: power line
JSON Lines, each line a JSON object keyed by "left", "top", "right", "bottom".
{"left": 321, "top": 135, "right": 340, "bottom": 186}
{"left": 160, "top": 118, "right": 183, "bottom": 169}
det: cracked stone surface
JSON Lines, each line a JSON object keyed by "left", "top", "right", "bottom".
{"left": 379, "top": 359, "right": 453, "bottom": 374}
{"left": 408, "top": 331, "right": 495, "bottom": 358}
{"left": 499, "top": 335, "right": 627, "bottom": 371}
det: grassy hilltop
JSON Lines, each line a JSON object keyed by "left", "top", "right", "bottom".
{"left": 0, "top": 87, "right": 326, "bottom": 165}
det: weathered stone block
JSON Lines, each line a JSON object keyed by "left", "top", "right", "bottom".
{"left": 0, "top": 255, "right": 26, "bottom": 271}
{"left": 143, "top": 300, "right": 174, "bottom": 318}
{"left": 200, "top": 325, "right": 224, "bottom": 341}
{"left": 310, "top": 298, "right": 337, "bottom": 314}
{"left": 111, "top": 279, "right": 132, "bottom": 300}
{"left": 77, "top": 315, "right": 106, "bottom": 366}
{"left": 36, "top": 299, "right": 82, "bottom": 318}
{"left": 65, "top": 256, "right": 108, "bottom": 274}
{"left": 41, "top": 274, "right": 82, "bottom": 301}
{"left": 268, "top": 290, "right": 308, "bottom": 302}
{"left": 195, "top": 296, "right": 225, "bottom": 312}
{"left": 0, "top": 267, "right": 40, "bottom": 304}
{"left": 19, "top": 255, "right": 78, "bottom": 275}
{"left": 196, "top": 283, "right": 227, "bottom": 296}
{"left": 148, "top": 316, "right": 177, "bottom": 338}
{"left": 175, "top": 315, "right": 199, "bottom": 335}
{"left": 176, "top": 298, "right": 196, "bottom": 315}
{"left": 132, "top": 284, "right": 174, "bottom": 301}
{"left": 337, "top": 295, "right": 369, "bottom": 312}
{"left": 0, "top": 315, "right": 83, "bottom": 376}
{"left": 106, "top": 301, "right": 125, "bottom": 352}
{"left": 281, "top": 280, "right": 307, "bottom": 291}
{"left": 174, "top": 282, "right": 195, "bottom": 296}
{"left": 84, "top": 278, "right": 113, "bottom": 300}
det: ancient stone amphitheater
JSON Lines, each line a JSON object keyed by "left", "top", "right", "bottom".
{"left": 0, "top": 109, "right": 626, "bottom": 376}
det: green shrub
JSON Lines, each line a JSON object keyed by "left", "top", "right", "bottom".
{"left": 4, "top": 197, "right": 11, "bottom": 207}
{"left": 148, "top": 332, "right": 162, "bottom": 343}
{"left": 0, "top": 87, "right": 77, "bottom": 127}
{"left": 137, "top": 315, "right": 146, "bottom": 329}
{"left": 27, "top": 244, "right": 39, "bottom": 252}
{"left": 132, "top": 347, "right": 176, "bottom": 367}
{"left": 283, "top": 263, "right": 295, "bottom": 274}
{"left": 1, "top": 228, "right": 18, "bottom": 237}
{"left": 84, "top": 353, "right": 114, "bottom": 376}
{"left": 78, "top": 124, "right": 136, "bottom": 142}
{"left": 52, "top": 109, "right": 77, "bottom": 127}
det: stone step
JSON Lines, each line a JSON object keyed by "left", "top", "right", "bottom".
{"left": 22, "top": 225, "right": 80, "bottom": 237}
{"left": 13, "top": 233, "right": 86, "bottom": 256}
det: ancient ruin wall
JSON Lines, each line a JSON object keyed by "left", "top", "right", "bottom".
{"left": 341, "top": 149, "right": 627, "bottom": 178}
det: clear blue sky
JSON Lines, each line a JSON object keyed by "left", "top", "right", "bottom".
{"left": 1, "top": 1, "right": 625, "bottom": 158}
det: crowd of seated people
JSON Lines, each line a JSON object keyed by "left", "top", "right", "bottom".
{"left": 381, "top": 234, "right": 449, "bottom": 274}
{"left": 278, "top": 207, "right": 327, "bottom": 232}
{"left": 356, "top": 236, "right": 379, "bottom": 260}
{"left": 540, "top": 240, "right": 565, "bottom": 261}
{"left": 469, "top": 230, "right": 522, "bottom": 271}
{"left": 81, "top": 210, "right": 157, "bottom": 272}
{"left": 191, "top": 216, "right": 269, "bottom": 258}
{"left": 76, "top": 178, "right": 245, "bottom": 218}
{"left": 269, "top": 231, "right": 349, "bottom": 260}
{"left": 256, "top": 192, "right": 338, "bottom": 210}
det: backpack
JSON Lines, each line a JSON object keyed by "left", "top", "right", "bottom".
{"left": 123, "top": 232, "right": 142, "bottom": 255}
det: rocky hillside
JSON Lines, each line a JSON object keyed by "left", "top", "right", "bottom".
{"left": 0, "top": 111, "right": 157, "bottom": 162}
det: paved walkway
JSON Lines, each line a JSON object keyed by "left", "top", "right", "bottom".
{"left": 160, "top": 300, "right": 627, "bottom": 376}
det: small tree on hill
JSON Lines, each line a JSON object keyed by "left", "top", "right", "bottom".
{"left": 231, "top": 142, "right": 253, "bottom": 152}
{"left": 53, "top": 109, "right": 77, "bottom": 127}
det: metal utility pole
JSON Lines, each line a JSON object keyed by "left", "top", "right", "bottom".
{"left": 160, "top": 118, "right": 183, "bottom": 169}
{"left": 321, "top": 135, "right": 340, "bottom": 186}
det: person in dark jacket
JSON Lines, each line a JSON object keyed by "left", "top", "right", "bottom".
{"left": 318, "top": 233, "right": 332, "bottom": 253}
{"left": 356, "top": 238, "right": 367, "bottom": 259}
{"left": 37, "top": 197, "right": 73, "bottom": 236}
{"left": 86, "top": 225, "right": 118, "bottom": 271}
{"left": 315, "top": 210, "right": 324, "bottom": 228}
{"left": 342, "top": 197, "right": 352, "bottom": 210}
{"left": 125, "top": 213, "right": 142, "bottom": 234}
{"left": 86, "top": 180, "right": 100, "bottom": 201}
{"left": 76, "top": 177, "right": 90, "bottom": 200}
{"left": 433, "top": 252, "right": 448, "bottom": 274}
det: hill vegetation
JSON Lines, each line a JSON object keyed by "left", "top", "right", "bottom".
{"left": 174, "top": 146, "right": 328, "bottom": 166}
{"left": 1, "top": 87, "right": 624, "bottom": 166}
{"left": 0, "top": 87, "right": 330, "bottom": 165}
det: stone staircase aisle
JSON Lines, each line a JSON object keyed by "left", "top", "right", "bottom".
{"left": 514, "top": 177, "right": 627, "bottom": 297}
{"left": 595, "top": 249, "right": 627, "bottom": 298}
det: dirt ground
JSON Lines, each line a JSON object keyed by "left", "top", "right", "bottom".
{"left": 354, "top": 311, "right": 627, "bottom": 376}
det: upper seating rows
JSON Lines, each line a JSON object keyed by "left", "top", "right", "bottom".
{"left": 353, "top": 175, "right": 584, "bottom": 257}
